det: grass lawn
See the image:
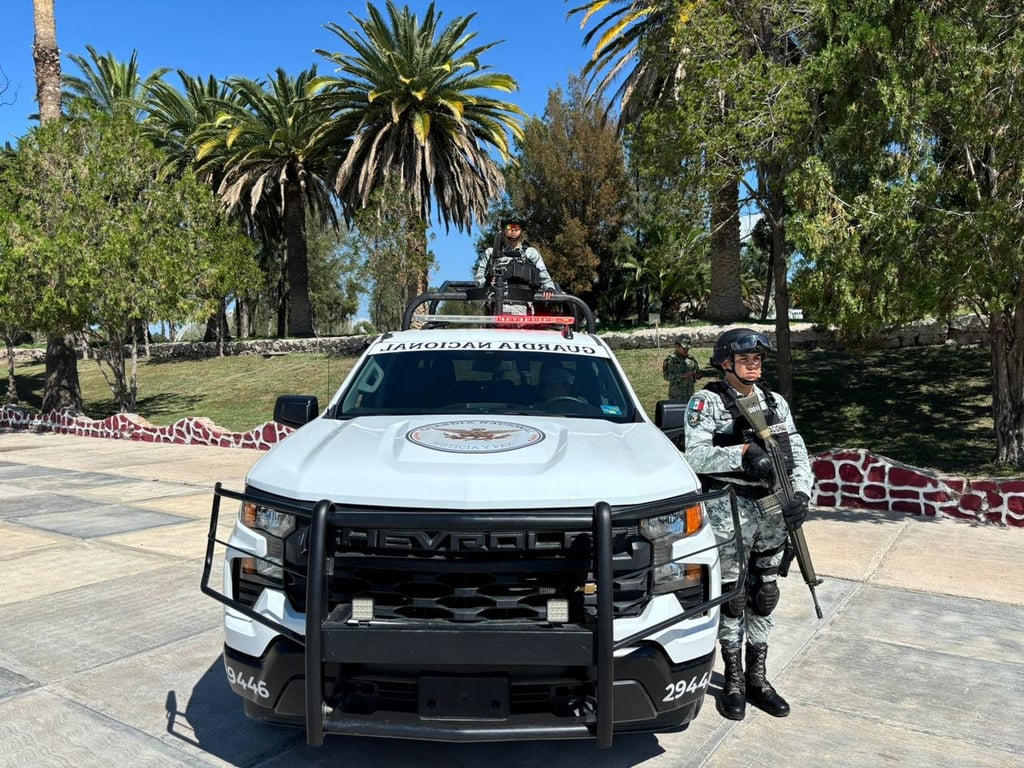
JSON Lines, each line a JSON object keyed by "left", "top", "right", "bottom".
{"left": 10, "top": 342, "right": 998, "bottom": 475}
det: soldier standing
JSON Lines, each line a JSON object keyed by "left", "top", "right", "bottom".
{"left": 662, "top": 334, "right": 704, "bottom": 400}
{"left": 683, "top": 328, "right": 813, "bottom": 721}
{"left": 472, "top": 214, "right": 555, "bottom": 314}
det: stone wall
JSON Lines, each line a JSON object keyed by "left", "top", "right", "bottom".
{"left": 2, "top": 404, "right": 1019, "bottom": 527}
{"left": 5, "top": 335, "right": 369, "bottom": 364}
{"left": 2, "top": 313, "right": 991, "bottom": 363}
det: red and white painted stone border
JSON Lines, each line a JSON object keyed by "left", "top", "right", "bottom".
{"left": 2, "top": 406, "right": 1021, "bottom": 527}
{"left": 0, "top": 405, "right": 291, "bottom": 452}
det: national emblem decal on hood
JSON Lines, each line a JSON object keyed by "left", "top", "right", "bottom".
{"left": 407, "top": 420, "right": 545, "bottom": 454}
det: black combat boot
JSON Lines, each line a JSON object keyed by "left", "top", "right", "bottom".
{"left": 745, "top": 642, "right": 790, "bottom": 717}
{"left": 716, "top": 644, "right": 746, "bottom": 720}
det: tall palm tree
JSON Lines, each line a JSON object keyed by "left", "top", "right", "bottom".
{"left": 311, "top": 1, "right": 524, "bottom": 239}
{"left": 569, "top": 0, "right": 748, "bottom": 322}
{"left": 32, "top": 0, "right": 84, "bottom": 413}
{"left": 192, "top": 68, "right": 341, "bottom": 337}
{"left": 62, "top": 44, "right": 168, "bottom": 120}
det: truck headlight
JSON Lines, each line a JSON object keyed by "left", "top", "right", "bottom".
{"left": 240, "top": 502, "right": 296, "bottom": 579}
{"left": 640, "top": 504, "right": 704, "bottom": 595}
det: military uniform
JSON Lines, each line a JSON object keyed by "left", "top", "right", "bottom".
{"left": 683, "top": 382, "right": 812, "bottom": 647}
{"left": 473, "top": 243, "right": 555, "bottom": 314}
{"left": 662, "top": 352, "right": 702, "bottom": 401}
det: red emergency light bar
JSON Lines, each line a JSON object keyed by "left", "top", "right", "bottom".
{"left": 493, "top": 314, "right": 576, "bottom": 325}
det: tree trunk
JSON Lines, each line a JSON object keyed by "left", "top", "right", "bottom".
{"left": 767, "top": 161, "right": 793, "bottom": 402}
{"left": 283, "top": 179, "right": 313, "bottom": 337}
{"left": 991, "top": 305, "right": 1024, "bottom": 467}
{"left": 126, "top": 334, "right": 139, "bottom": 413}
{"left": 4, "top": 338, "right": 18, "bottom": 404}
{"left": 32, "top": 0, "right": 61, "bottom": 124}
{"left": 706, "top": 179, "right": 748, "bottom": 322}
{"left": 276, "top": 265, "right": 288, "bottom": 338}
{"left": 42, "top": 336, "right": 82, "bottom": 412}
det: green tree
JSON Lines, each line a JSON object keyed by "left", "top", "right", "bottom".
{"left": 621, "top": 108, "right": 714, "bottom": 323}
{"left": 343, "top": 178, "right": 433, "bottom": 332}
{"left": 0, "top": 220, "right": 35, "bottom": 405}
{"left": 192, "top": 68, "right": 342, "bottom": 338}
{"left": 32, "top": 0, "right": 82, "bottom": 413}
{"left": 3, "top": 113, "right": 257, "bottom": 413}
{"left": 312, "top": 0, "right": 524, "bottom": 303}
{"left": 789, "top": 0, "right": 1024, "bottom": 465}
{"left": 144, "top": 71, "right": 264, "bottom": 337}
{"left": 306, "top": 218, "right": 362, "bottom": 336}
{"left": 576, "top": 1, "right": 818, "bottom": 396}
{"left": 571, "top": 0, "right": 750, "bottom": 323}
{"left": 503, "top": 77, "right": 631, "bottom": 316}
{"left": 0, "top": 143, "right": 30, "bottom": 403}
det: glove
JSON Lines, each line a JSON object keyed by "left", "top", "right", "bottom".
{"left": 741, "top": 444, "right": 774, "bottom": 484}
{"left": 782, "top": 491, "right": 810, "bottom": 529}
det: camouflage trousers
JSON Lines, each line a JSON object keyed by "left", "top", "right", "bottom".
{"left": 707, "top": 492, "right": 788, "bottom": 647}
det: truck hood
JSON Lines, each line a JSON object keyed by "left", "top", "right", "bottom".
{"left": 246, "top": 415, "right": 699, "bottom": 509}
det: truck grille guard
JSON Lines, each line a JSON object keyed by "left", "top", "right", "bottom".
{"left": 201, "top": 485, "right": 745, "bottom": 749}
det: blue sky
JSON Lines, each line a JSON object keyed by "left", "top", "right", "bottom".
{"left": 0, "top": 0, "right": 600, "bottom": 290}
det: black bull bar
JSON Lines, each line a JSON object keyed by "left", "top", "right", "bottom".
{"left": 201, "top": 486, "right": 745, "bottom": 749}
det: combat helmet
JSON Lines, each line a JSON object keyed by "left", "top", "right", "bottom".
{"left": 710, "top": 328, "right": 774, "bottom": 369}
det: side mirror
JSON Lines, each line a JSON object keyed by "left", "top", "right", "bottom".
{"left": 655, "top": 399, "right": 688, "bottom": 449}
{"left": 273, "top": 395, "right": 319, "bottom": 428}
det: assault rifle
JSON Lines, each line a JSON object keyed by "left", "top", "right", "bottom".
{"left": 734, "top": 392, "right": 824, "bottom": 619}
{"left": 485, "top": 231, "right": 538, "bottom": 314}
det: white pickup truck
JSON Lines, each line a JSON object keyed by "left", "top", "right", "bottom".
{"left": 202, "top": 288, "right": 740, "bottom": 748}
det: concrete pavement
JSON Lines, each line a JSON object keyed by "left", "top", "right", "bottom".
{"left": 0, "top": 429, "right": 1021, "bottom": 767}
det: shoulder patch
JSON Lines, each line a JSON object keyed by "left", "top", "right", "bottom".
{"left": 687, "top": 394, "right": 706, "bottom": 426}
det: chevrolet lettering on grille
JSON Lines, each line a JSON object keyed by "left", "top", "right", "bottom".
{"left": 338, "top": 529, "right": 592, "bottom": 553}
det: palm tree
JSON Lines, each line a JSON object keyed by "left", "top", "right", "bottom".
{"left": 311, "top": 0, "right": 524, "bottom": 296}
{"left": 62, "top": 44, "right": 168, "bottom": 120}
{"left": 143, "top": 70, "right": 235, "bottom": 178}
{"left": 192, "top": 68, "right": 341, "bottom": 337}
{"left": 569, "top": 0, "right": 748, "bottom": 322}
{"left": 144, "top": 71, "right": 260, "bottom": 338}
{"left": 31, "top": 0, "right": 85, "bottom": 413}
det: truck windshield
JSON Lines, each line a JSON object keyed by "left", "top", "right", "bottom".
{"left": 334, "top": 350, "right": 637, "bottom": 422}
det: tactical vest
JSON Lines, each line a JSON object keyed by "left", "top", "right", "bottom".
{"left": 704, "top": 381, "right": 796, "bottom": 475}
{"left": 492, "top": 247, "right": 541, "bottom": 288}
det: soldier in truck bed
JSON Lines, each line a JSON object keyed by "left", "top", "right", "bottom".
{"left": 683, "top": 328, "right": 813, "bottom": 723}
{"left": 472, "top": 214, "right": 555, "bottom": 314}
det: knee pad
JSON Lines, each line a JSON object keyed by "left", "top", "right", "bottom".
{"left": 749, "top": 580, "right": 780, "bottom": 616}
{"left": 722, "top": 582, "right": 746, "bottom": 618}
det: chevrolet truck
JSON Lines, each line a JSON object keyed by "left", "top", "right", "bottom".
{"left": 201, "top": 288, "right": 740, "bottom": 748}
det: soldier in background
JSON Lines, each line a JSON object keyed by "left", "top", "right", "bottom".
{"left": 662, "top": 334, "right": 704, "bottom": 401}
{"left": 473, "top": 214, "right": 555, "bottom": 314}
{"left": 683, "top": 328, "right": 812, "bottom": 722}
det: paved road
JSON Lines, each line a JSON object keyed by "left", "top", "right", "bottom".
{"left": 0, "top": 430, "right": 1021, "bottom": 767}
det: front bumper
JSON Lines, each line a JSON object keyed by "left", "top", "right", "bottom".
{"left": 202, "top": 487, "right": 744, "bottom": 747}
{"left": 225, "top": 636, "right": 715, "bottom": 740}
